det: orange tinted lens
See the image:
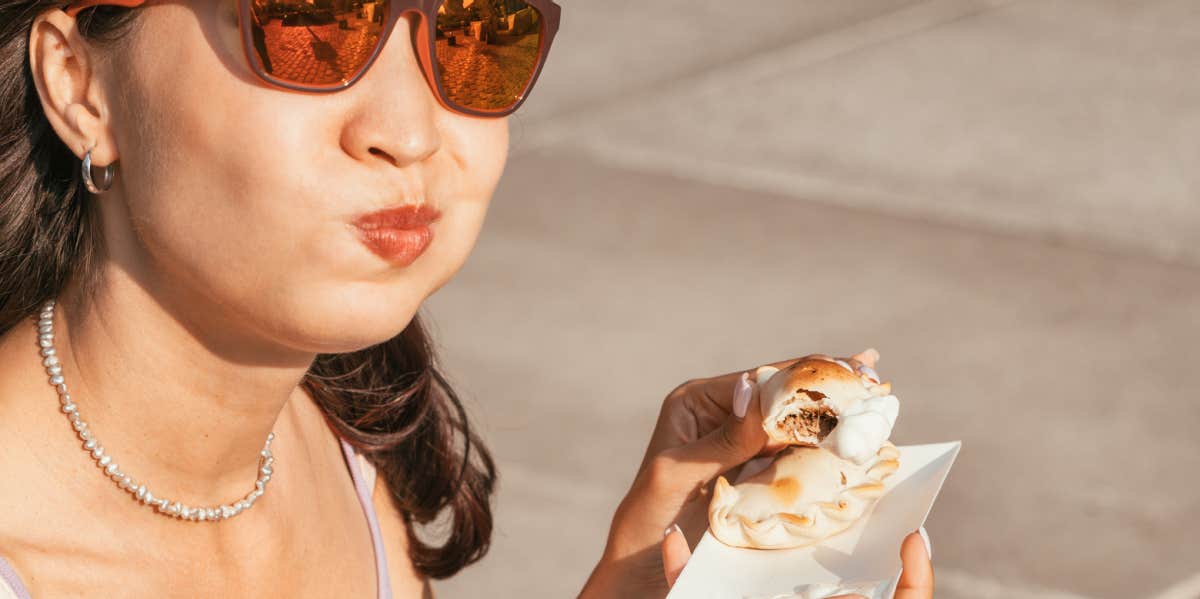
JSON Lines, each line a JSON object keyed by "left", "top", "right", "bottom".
{"left": 249, "top": 0, "right": 386, "bottom": 87}
{"left": 433, "top": 0, "right": 543, "bottom": 112}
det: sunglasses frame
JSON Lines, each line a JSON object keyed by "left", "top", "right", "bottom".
{"left": 62, "top": 0, "right": 561, "bottom": 118}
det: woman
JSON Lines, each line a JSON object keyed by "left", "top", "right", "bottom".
{"left": 0, "top": 0, "right": 933, "bottom": 597}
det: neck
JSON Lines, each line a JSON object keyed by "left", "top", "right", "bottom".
{"left": 32, "top": 269, "right": 319, "bottom": 505}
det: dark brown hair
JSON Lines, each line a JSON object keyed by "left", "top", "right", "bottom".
{"left": 0, "top": 1, "right": 495, "bottom": 580}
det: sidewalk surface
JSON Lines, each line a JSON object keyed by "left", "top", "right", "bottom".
{"left": 429, "top": 2, "right": 1200, "bottom": 598}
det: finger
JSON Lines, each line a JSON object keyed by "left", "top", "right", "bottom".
{"left": 661, "top": 523, "right": 691, "bottom": 588}
{"left": 895, "top": 528, "right": 934, "bottom": 599}
{"left": 659, "top": 373, "right": 768, "bottom": 486}
{"left": 850, "top": 348, "right": 880, "bottom": 368}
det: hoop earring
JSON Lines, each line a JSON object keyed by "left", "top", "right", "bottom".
{"left": 81, "top": 144, "right": 114, "bottom": 194}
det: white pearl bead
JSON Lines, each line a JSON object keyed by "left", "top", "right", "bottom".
{"left": 84, "top": 439, "right": 97, "bottom": 450}
{"left": 41, "top": 347, "right": 56, "bottom": 356}
{"left": 47, "top": 364, "right": 62, "bottom": 375}
{"left": 98, "top": 454, "right": 111, "bottom": 466}
{"left": 49, "top": 375, "right": 64, "bottom": 385}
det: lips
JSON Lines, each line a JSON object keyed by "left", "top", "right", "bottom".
{"left": 352, "top": 203, "right": 441, "bottom": 229}
{"left": 351, "top": 203, "right": 442, "bottom": 266}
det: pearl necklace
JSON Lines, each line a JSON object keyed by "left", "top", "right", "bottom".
{"left": 36, "top": 298, "right": 276, "bottom": 522}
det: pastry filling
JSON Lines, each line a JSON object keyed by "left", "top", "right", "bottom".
{"left": 779, "top": 406, "right": 838, "bottom": 442}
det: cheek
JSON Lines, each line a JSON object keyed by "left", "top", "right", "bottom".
{"left": 421, "top": 117, "right": 508, "bottom": 286}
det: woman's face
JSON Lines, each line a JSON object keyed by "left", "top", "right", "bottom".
{"left": 92, "top": 0, "right": 508, "bottom": 354}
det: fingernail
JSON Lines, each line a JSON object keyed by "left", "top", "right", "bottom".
{"left": 732, "top": 372, "right": 752, "bottom": 420}
{"left": 859, "top": 364, "right": 880, "bottom": 384}
{"left": 664, "top": 522, "right": 682, "bottom": 539}
{"left": 918, "top": 526, "right": 932, "bottom": 559}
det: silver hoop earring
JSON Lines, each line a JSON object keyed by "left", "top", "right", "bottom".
{"left": 81, "top": 146, "right": 114, "bottom": 194}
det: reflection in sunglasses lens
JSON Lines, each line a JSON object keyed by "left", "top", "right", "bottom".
{"left": 434, "top": 0, "right": 543, "bottom": 112}
{"left": 248, "top": 0, "right": 386, "bottom": 86}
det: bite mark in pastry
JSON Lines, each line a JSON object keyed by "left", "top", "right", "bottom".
{"left": 757, "top": 354, "right": 899, "bottom": 465}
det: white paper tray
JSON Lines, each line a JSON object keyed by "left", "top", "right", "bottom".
{"left": 666, "top": 442, "right": 961, "bottom": 599}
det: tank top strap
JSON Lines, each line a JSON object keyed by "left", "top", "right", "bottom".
{"left": 0, "top": 556, "right": 32, "bottom": 599}
{"left": 336, "top": 434, "right": 394, "bottom": 599}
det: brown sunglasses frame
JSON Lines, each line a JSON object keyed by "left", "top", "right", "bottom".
{"left": 62, "top": 0, "right": 561, "bottom": 118}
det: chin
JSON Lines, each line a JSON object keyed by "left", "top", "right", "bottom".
{"left": 265, "top": 284, "right": 426, "bottom": 355}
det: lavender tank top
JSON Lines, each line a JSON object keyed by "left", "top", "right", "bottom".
{"left": 0, "top": 434, "right": 393, "bottom": 599}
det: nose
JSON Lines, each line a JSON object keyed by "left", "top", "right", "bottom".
{"left": 339, "top": 10, "right": 441, "bottom": 169}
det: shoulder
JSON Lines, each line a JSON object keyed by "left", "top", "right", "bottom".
{"left": 366, "top": 456, "right": 435, "bottom": 599}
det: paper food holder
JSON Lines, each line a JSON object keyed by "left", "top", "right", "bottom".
{"left": 666, "top": 441, "right": 961, "bottom": 599}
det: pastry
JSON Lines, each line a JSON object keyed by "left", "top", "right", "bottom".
{"left": 706, "top": 349, "right": 903, "bottom": 549}
{"left": 708, "top": 441, "right": 900, "bottom": 549}
{"left": 756, "top": 352, "right": 898, "bottom": 465}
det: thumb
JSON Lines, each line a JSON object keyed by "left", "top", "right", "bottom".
{"left": 659, "top": 372, "right": 768, "bottom": 486}
{"left": 894, "top": 529, "right": 934, "bottom": 598}
{"left": 661, "top": 523, "right": 691, "bottom": 588}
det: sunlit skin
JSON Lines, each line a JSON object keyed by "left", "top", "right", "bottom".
{"left": 0, "top": 0, "right": 502, "bottom": 596}
{"left": 0, "top": 0, "right": 933, "bottom": 597}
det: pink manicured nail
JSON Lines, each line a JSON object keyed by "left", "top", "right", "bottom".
{"left": 918, "top": 526, "right": 932, "bottom": 559}
{"left": 664, "top": 523, "right": 682, "bottom": 539}
{"left": 732, "top": 372, "right": 752, "bottom": 419}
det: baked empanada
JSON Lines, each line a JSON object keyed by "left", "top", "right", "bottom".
{"left": 708, "top": 441, "right": 900, "bottom": 549}
{"left": 757, "top": 353, "right": 899, "bottom": 465}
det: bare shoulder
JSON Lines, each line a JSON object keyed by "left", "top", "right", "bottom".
{"left": 370, "top": 472, "right": 434, "bottom": 598}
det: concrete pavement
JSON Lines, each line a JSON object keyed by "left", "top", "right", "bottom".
{"left": 429, "top": 1, "right": 1200, "bottom": 597}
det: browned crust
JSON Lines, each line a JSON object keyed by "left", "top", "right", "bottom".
{"left": 775, "top": 358, "right": 865, "bottom": 391}
{"left": 777, "top": 513, "right": 814, "bottom": 527}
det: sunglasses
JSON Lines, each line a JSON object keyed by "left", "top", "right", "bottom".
{"left": 62, "top": 0, "right": 561, "bottom": 118}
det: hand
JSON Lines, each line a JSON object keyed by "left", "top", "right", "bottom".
{"left": 663, "top": 526, "right": 934, "bottom": 598}
{"left": 580, "top": 352, "right": 856, "bottom": 598}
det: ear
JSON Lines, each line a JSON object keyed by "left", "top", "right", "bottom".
{"left": 27, "top": 7, "right": 120, "bottom": 168}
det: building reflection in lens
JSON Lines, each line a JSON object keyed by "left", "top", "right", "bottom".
{"left": 434, "top": 0, "right": 542, "bottom": 111}
{"left": 251, "top": 0, "right": 385, "bottom": 85}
